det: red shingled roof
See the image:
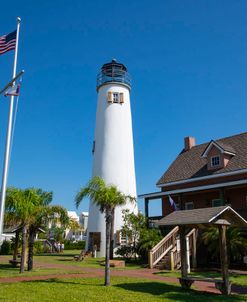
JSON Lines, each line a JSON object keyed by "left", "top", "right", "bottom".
{"left": 157, "top": 132, "right": 247, "bottom": 186}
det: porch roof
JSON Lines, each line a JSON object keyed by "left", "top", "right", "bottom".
{"left": 157, "top": 206, "right": 247, "bottom": 228}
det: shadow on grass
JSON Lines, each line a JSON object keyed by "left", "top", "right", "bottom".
{"left": 36, "top": 253, "right": 77, "bottom": 257}
{"left": 0, "top": 263, "right": 20, "bottom": 271}
{"left": 24, "top": 278, "right": 103, "bottom": 287}
{"left": 232, "top": 284, "right": 247, "bottom": 295}
{"left": 115, "top": 282, "right": 245, "bottom": 301}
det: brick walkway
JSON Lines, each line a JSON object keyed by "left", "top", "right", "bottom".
{"left": 0, "top": 258, "right": 246, "bottom": 295}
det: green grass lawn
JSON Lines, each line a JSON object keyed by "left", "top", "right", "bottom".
{"left": 0, "top": 276, "right": 246, "bottom": 302}
{"left": 1, "top": 252, "right": 247, "bottom": 301}
{"left": 0, "top": 250, "right": 141, "bottom": 278}
{"left": 156, "top": 270, "right": 247, "bottom": 287}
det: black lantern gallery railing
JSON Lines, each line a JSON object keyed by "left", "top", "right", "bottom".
{"left": 96, "top": 60, "right": 131, "bottom": 90}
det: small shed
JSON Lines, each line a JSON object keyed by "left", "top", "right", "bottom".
{"left": 157, "top": 206, "right": 247, "bottom": 295}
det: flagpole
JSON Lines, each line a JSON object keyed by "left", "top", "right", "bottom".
{"left": 0, "top": 17, "right": 21, "bottom": 244}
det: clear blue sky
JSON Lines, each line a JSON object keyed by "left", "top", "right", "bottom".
{"left": 0, "top": 1, "right": 246, "bottom": 216}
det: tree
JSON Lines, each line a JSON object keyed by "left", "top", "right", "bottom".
{"left": 118, "top": 210, "right": 162, "bottom": 262}
{"left": 120, "top": 209, "right": 147, "bottom": 260}
{"left": 75, "top": 176, "right": 135, "bottom": 286}
{"left": 28, "top": 202, "right": 69, "bottom": 271}
{"left": 5, "top": 187, "right": 70, "bottom": 272}
{"left": 4, "top": 207, "right": 21, "bottom": 262}
{"left": 5, "top": 188, "right": 41, "bottom": 273}
{"left": 202, "top": 226, "right": 247, "bottom": 264}
{"left": 137, "top": 228, "right": 162, "bottom": 262}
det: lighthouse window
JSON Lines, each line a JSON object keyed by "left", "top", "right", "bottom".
{"left": 113, "top": 93, "right": 119, "bottom": 103}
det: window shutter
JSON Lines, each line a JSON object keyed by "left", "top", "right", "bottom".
{"left": 120, "top": 92, "right": 124, "bottom": 103}
{"left": 108, "top": 91, "right": 113, "bottom": 103}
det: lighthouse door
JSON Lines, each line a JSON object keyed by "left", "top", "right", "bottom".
{"left": 89, "top": 232, "right": 101, "bottom": 251}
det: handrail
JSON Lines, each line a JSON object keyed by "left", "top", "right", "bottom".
{"left": 186, "top": 228, "right": 196, "bottom": 238}
{"left": 149, "top": 226, "right": 179, "bottom": 268}
{"left": 150, "top": 226, "right": 179, "bottom": 252}
{"left": 149, "top": 226, "right": 197, "bottom": 270}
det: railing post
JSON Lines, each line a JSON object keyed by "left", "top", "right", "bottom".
{"left": 170, "top": 251, "right": 174, "bottom": 271}
{"left": 192, "top": 229, "right": 197, "bottom": 268}
{"left": 186, "top": 236, "right": 191, "bottom": 274}
{"left": 149, "top": 251, "right": 153, "bottom": 269}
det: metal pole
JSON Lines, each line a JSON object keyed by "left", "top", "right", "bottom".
{"left": 0, "top": 17, "right": 21, "bottom": 244}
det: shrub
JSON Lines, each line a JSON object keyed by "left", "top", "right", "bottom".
{"left": 0, "top": 240, "right": 12, "bottom": 255}
{"left": 116, "top": 245, "right": 136, "bottom": 261}
{"left": 34, "top": 241, "right": 44, "bottom": 254}
{"left": 64, "top": 240, "right": 85, "bottom": 250}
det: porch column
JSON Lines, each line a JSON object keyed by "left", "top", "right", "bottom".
{"left": 220, "top": 188, "right": 226, "bottom": 205}
{"left": 179, "top": 194, "right": 184, "bottom": 210}
{"left": 144, "top": 198, "right": 149, "bottom": 218}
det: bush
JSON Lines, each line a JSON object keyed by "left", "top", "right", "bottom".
{"left": 116, "top": 245, "right": 136, "bottom": 261}
{"left": 34, "top": 241, "right": 44, "bottom": 254}
{"left": 64, "top": 240, "right": 85, "bottom": 250}
{"left": 0, "top": 240, "right": 12, "bottom": 255}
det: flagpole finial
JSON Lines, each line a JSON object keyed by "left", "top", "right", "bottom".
{"left": 17, "top": 17, "right": 21, "bottom": 23}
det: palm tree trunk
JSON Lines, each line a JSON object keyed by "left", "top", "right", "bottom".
{"left": 13, "top": 230, "right": 20, "bottom": 261}
{"left": 20, "top": 224, "right": 27, "bottom": 273}
{"left": 104, "top": 208, "right": 112, "bottom": 286}
{"left": 28, "top": 226, "right": 36, "bottom": 271}
{"left": 110, "top": 208, "right": 115, "bottom": 260}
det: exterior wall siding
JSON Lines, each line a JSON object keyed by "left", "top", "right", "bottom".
{"left": 162, "top": 185, "right": 247, "bottom": 218}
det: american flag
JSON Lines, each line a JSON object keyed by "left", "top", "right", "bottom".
{"left": 0, "top": 30, "right": 17, "bottom": 55}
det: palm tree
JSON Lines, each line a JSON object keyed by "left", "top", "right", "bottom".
{"left": 5, "top": 188, "right": 40, "bottom": 273}
{"left": 75, "top": 176, "right": 135, "bottom": 286}
{"left": 4, "top": 208, "right": 21, "bottom": 262}
{"left": 28, "top": 202, "right": 69, "bottom": 271}
{"left": 202, "top": 226, "right": 247, "bottom": 264}
{"left": 5, "top": 187, "right": 69, "bottom": 272}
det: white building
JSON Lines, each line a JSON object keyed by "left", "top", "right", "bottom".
{"left": 86, "top": 59, "right": 138, "bottom": 256}
{"left": 65, "top": 211, "right": 85, "bottom": 242}
{"left": 79, "top": 212, "right": 88, "bottom": 237}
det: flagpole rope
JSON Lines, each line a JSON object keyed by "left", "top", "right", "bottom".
{"left": 9, "top": 94, "right": 19, "bottom": 161}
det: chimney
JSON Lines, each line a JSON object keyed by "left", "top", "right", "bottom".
{"left": 184, "top": 136, "right": 196, "bottom": 151}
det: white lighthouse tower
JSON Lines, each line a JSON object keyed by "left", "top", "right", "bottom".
{"left": 86, "top": 59, "right": 137, "bottom": 257}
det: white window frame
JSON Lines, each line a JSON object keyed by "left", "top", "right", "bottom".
{"left": 113, "top": 92, "right": 119, "bottom": 103}
{"left": 185, "top": 202, "right": 194, "bottom": 210}
{"left": 211, "top": 155, "right": 220, "bottom": 167}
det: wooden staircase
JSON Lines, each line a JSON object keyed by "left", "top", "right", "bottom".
{"left": 149, "top": 226, "right": 197, "bottom": 270}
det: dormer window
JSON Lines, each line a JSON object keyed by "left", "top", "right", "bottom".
{"left": 211, "top": 156, "right": 220, "bottom": 167}
{"left": 201, "top": 139, "right": 236, "bottom": 170}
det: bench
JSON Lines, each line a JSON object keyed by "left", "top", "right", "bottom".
{"left": 109, "top": 260, "right": 125, "bottom": 268}
{"left": 74, "top": 250, "right": 85, "bottom": 262}
{"left": 9, "top": 259, "right": 21, "bottom": 267}
{"left": 179, "top": 277, "right": 231, "bottom": 295}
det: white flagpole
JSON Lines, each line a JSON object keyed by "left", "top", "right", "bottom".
{"left": 0, "top": 17, "right": 21, "bottom": 244}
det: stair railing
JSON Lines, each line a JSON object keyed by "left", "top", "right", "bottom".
{"left": 149, "top": 226, "right": 179, "bottom": 269}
